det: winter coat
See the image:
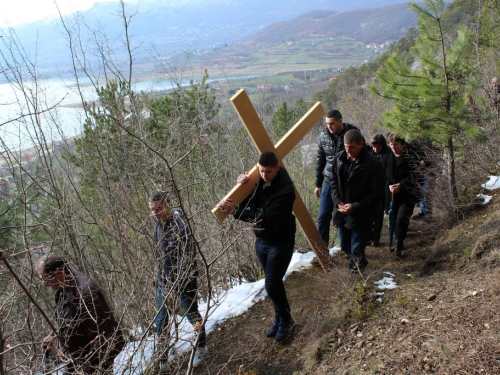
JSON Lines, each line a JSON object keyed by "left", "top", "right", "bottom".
{"left": 54, "top": 270, "right": 124, "bottom": 373}
{"left": 381, "top": 148, "right": 422, "bottom": 210}
{"left": 315, "top": 122, "right": 360, "bottom": 187}
{"left": 234, "top": 167, "right": 296, "bottom": 244}
{"left": 154, "top": 209, "right": 197, "bottom": 288}
{"left": 330, "top": 147, "right": 385, "bottom": 230}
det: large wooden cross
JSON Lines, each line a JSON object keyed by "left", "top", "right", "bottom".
{"left": 212, "top": 89, "right": 332, "bottom": 271}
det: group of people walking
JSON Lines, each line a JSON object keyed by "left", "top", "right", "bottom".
{"left": 315, "top": 109, "right": 428, "bottom": 270}
{"left": 33, "top": 109, "right": 431, "bottom": 374}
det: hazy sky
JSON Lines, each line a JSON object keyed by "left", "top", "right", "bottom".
{"left": 0, "top": 0, "right": 123, "bottom": 27}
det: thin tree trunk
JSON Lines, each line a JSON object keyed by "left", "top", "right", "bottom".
{"left": 448, "top": 137, "right": 459, "bottom": 201}
{"left": 0, "top": 322, "right": 5, "bottom": 375}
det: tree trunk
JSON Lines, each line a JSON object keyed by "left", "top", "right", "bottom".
{"left": 447, "top": 137, "right": 459, "bottom": 202}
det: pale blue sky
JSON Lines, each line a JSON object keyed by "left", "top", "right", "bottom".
{"left": 0, "top": 0, "right": 122, "bottom": 27}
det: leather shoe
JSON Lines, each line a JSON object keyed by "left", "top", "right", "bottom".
{"left": 275, "top": 319, "right": 295, "bottom": 342}
{"left": 266, "top": 318, "right": 280, "bottom": 338}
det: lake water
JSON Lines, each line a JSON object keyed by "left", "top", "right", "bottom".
{"left": 0, "top": 73, "right": 250, "bottom": 151}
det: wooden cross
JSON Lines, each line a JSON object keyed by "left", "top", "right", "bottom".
{"left": 212, "top": 89, "right": 332, "bottom": 271}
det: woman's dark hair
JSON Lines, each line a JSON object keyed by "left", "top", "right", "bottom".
{"left": 371, "top": 134, "right": 387, "bottom": 147}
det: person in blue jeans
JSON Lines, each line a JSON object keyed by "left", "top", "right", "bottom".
{"left": 315, "top": 110, "right": 360, "bottom": 249}
{"left": 218, "top": 151, "right": 296, "bottom": 342}
{"left": 149, "top": 192, "right": 207, "bottom": 369}
{"left": 330, "top": 130, "right": 385, "bottom": 272}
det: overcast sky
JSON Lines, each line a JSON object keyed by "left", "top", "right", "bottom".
{"left": 0, "top": 0, "right": 123, "bottom": 27}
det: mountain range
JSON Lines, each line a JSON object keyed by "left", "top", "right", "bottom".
{"left": 5, "top": 0, "right": 415, "bottom": 73}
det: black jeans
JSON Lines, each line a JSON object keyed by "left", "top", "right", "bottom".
{"left": 371, "top": 201, "right": 384, "bottom": 242}
{"left": 255, "top": 238, "right": 294, "bottom": 322}
{"left": 393, "top": 198, "right": 415, "bottom": 246}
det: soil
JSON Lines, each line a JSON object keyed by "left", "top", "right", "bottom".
{"left": 171, "top": 197, "right": 500, "bottom": 374}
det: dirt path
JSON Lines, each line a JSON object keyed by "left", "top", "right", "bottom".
{"left": 167, "top": 210, "right": 500, "bottom": 374}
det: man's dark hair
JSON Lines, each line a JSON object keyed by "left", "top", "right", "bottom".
{"left": 344, "top": 129, "right": 364, "bottom": 144}
{"left": 149, "top": 191, "right": 170, "bottom": 204}
{"left": 36, "top": 253, "right": 70, "bottom": 277}
{"left": 371, "top": 134, "right": 387, "bottom": 147}
{"left": 387, "top": 132, "right": 406, "bottom": 144}
{"left": 258, "top": 151, "right": 279, "bottom": 167}
{"left": 326, "top": 109, "right": 342, "bottom": 121}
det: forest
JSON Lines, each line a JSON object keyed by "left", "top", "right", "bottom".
{"left": 1, "top": 0, "right": 500, "bottom": 373}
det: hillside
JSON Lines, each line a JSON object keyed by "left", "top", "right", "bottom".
{"left": 5, "top": 0, "right": 413, "bottom": 77}
{"left": 159, "top": 189, "right": 500, "bottom": 373}
{"left": 248, "top": 3, "right": 417, "bottom": 45}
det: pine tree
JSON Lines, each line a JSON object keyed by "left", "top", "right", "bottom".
{"left": 370, "top": 0, "right": 483, "bottom": 202}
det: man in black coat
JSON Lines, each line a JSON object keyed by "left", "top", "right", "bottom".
{"left": 330, "top": 130, "right": 385, "bottom": 272}
{"left": 314, "top": 109, "right": 360, "bottom": 248}
{"left": 218, "top": 151, "right": 296, "bottom": 342}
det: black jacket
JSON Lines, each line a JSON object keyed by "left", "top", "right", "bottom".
{"left": 330, "top": 147, "right": 385, "bottom": 230}
{"left": 234, "top": 167, "right": 296, "bottom": 244}
{"left": 381, "top": 148, "right": 422, "bottom": 210}
{"left": 315, "top": 122, "right": 360, "bottom": 187}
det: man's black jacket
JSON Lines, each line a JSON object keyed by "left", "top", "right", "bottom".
{"left": 234, "top": 167, "right": 296, "bottom": 244}
{"left": 330, "top": 147, "right": 385, "bottom": 230}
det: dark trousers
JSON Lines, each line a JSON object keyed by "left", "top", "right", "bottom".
{"left": 317, "top": 181, "right": 334, "bottom": 246}
{"left": 393, "top": 198, "right": 415, "bottom": 246}
{"left": 371, "top": 201, "right": 384, "bottom": 242}
{"left": 338, "top": 221, "right": 370, "bottom": 269}
{"left": 156, "top": 279, "right": 206, "bottom": 348}
{"left": 255, "top": 238, "right": 294, "bottom": 322}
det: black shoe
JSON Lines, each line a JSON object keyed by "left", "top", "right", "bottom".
{"left": 371, "top": 239, "right": 380, "bottom": 247}
{"left": 358, "top": 258, "right": 368, "bottom": 270}
{"left": 394, "top": 244, "right": 403, "bottom": 256}
{"left": 266, "top": 318, "right": 280, "bottom": 338}
{"left": 275, "top": 319, "right": 295, "bottom": 342}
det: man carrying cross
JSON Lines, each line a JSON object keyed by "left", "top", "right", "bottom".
{"left": 218, "top": 151, "right": 296, "bottom": 342}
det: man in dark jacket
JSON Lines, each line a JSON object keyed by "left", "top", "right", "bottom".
{"left": 148, "top": 191, "right": 207, "bottom": 369}
{"left": 330, "top": 130, "right": 385, "bottom": 272}
{"left": 315, "top": 109, "right": 360, "bottom": 248}
{"left": 218, "top": 151, "right": 296, "bottom": 342}
{"left": 36, "top": 253, "right": 124, "bottom": 374}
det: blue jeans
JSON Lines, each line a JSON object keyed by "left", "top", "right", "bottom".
{"left": 255, "top": 238, "right": 294, "bottom": 322}
{"left": 156, "top": 279, "right": 206, "bottom": 347}
{"left": 418, "top": 172, "right": 435, "bottom": 215}
{"left": 337, "top": 220, "right": 370, "bottom": 269}
{"left": 317, "top": 181, "right": 334, "bottom": 246}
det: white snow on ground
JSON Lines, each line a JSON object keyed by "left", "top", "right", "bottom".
{"left": 482, "top": 175, "right": 500, "bottom": 191}
{"left": 374, "top": 271, "right": 397, "bottom": 290}
{"left": 478, "top": 194, "right": 493, "bottom": 204}
{"left": 478, "top": 175, "right": 500, "bottom": 204}
{"left": 114, "top": 247, "right": 342, "bottom": 374}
